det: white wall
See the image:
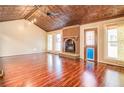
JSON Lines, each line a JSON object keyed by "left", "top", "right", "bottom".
{"left": 0, "top": 19, "right": 47, "bottom": 57}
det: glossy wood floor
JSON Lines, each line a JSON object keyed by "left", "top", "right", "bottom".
{"left": 0, "top": 53, "right": 124, "bottom": 87}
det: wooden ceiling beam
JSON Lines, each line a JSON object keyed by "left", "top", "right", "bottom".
{"left": 24, "top": 6, "right": 39, "bottom": 20}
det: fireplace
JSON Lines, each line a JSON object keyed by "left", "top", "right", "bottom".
{"left": 59, "top": 26, "right": 80, "bottom": 59}
{"left": 65, "top": 39, "right": 75, "bottom": 53}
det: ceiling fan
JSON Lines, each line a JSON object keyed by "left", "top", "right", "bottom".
{"left": 36, "top": 5, "right": 60, "bottom": 16}
{"left": 46, "top": 12, "right": 60, "bottom": 16}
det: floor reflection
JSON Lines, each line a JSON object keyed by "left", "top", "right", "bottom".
{"left": 47, "top": 54, "right": 63, "bottom": 79}
{"left": 82, "top": 61, "right": 98, "bottom": 87}
{"left": 25, "top": 80, "right": 33, "bottom": 87}
{"left": 84, "top": 61, "right": 97, "bottom": 71}
{"left": 104, "top": 69, "right": 120, "bottom": 87}
{"left": 54, "top": 55, "right": 63, "bottom": 79}
{"left": 47, "top": 54, "right": 53, "bottom": 73}
{"left": 82, "top": 70, "right": 97, "bottom": 87}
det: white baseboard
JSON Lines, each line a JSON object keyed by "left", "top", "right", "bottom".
{"left": 0, "top": 51, "right": 46, "bottom": 58}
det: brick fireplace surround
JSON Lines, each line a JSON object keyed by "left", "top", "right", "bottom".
{"left": 59, "top": 26, "right": 80, "bottom": 59}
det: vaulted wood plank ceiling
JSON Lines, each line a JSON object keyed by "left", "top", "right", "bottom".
{"left": 0, "top": 6, "right": 35, "bottom": 21}
{"left": 0, "top": 5, "right": 124, "bottom": 31}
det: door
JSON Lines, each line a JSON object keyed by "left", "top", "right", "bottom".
{"left": 84, "top": 28, "right": 97, "bottom": 62}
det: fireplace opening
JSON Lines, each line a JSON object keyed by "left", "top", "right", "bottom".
{"left": 65, "top": 39, "right": 75, "bottom": 53}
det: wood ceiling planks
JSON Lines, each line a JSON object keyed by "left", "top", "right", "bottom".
{"left": 0, "top": 5, "right": 124, "bottom": 31}
{"left": 0, "top": 5, "right": 35, "bottom": 21}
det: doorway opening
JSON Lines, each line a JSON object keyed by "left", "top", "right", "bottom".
{"left": 84, "top": 28, "right": 97, "bottom": 62}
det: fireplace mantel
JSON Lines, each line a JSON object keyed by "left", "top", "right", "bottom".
{"left": 63, "top": 36, "right": 79, "bottom": 41}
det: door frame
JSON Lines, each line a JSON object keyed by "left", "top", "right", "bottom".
{"left": 84, "top": 28, "right": 98, "bottom": 62}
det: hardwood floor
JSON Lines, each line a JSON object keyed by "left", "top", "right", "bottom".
{"left": 0, "top": 53, "right": 124, "bottom": 87}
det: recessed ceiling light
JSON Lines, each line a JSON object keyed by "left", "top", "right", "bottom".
{"left": 34, "top": 18, "right": 37, "bottom": 22}
{"left": 28, "top": 21, "right": 31, "bottom": 25}
{"left": 31, "top": 20, "right": 34, "bottom": 23}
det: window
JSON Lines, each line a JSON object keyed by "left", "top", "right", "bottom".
{"left": 48, "top": 35, "right": 53, "bottom": 51}
{"left": 107, "top": 28, "right": 118, "bottom": 58}
{"left": 86, "top": 31, "right": 95, "bottom": 46}
{"left": 55, "top": 34, "right": 62, "bottom": 51}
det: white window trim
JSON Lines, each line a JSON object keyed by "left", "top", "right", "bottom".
{"left": 104, "top": 24, "right": 119, "bottom": 61}
{"left": 47, "top": 32, "right": 62, "bottom": 54}
{"left": 47, "top": 34, "right": 53, "bottom": 52}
